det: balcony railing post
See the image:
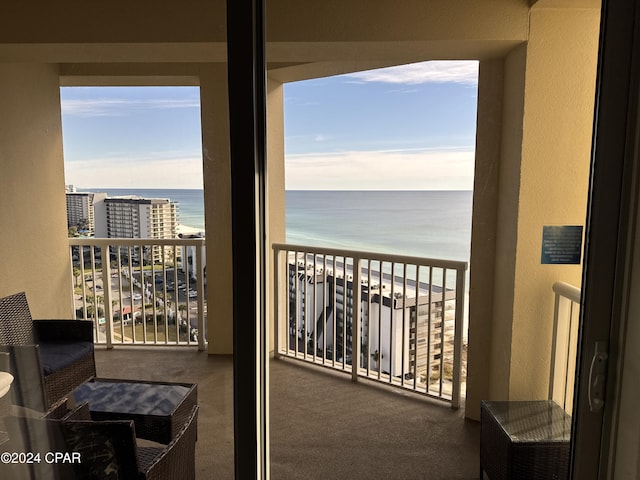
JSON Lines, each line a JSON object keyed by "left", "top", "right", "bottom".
{"left": 196, "top": 239, "right": 206, "bottom": 351}
{"left": 550, "top": 290, "right": 562, "bottom": 401}
{"left": 550, "top": 281, "right": 581, "bottom": 412}
{"left": 451, "top": 263, "right": 467, "bottom": 409}
{"left": 101, "top": 245, "right": 114, "bottom": 349}
{"left": 273, "top": 247, "right": 281, "bottom": 359}
{"left": 352, "top": 256, "right": 362, "bottom": 382}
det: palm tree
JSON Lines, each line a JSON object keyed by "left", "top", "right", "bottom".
{"left": 72, "top": 267, "right": 82, "bottom": 287}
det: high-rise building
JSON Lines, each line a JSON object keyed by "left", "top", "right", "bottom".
{"left": 288, "top": 260, "right": 454, "bottom": 383}
{"left": 66, "top": 192, "right": 107, "bottom": 235}
{"left": 94, "top": 196, "right": 178, "bottom": 239}
{"left": 94, "top": 196, "right": 179, "bottom": 262}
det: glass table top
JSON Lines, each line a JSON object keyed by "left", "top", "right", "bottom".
{"left": 73, "top": 380, "right": 191, "bottom": 417}
{"left": 482, "top": 400, "right": 572, "bottom": 442}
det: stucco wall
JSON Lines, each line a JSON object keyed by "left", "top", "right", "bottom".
{"left": 490, "top": 43, "right": 528, "bottom": 402}
{"left": 266, "top": 78, "right": 286, "bottom": 354}
{"left": 466, "top": 6, "right": 600, "bottom": 420}
{"left": 199, "top": 64, "right": 234, "bottom": 354}
{"left": 466, "top": 58, "right": 508, "bottom": 418}
{"left": 508, "top": 8, "right": 599, "bottom": 400}
{"left": 0, "top": 63, "right": 73, "bottom": 318}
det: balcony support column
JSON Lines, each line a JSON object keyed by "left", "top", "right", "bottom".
{"left": 200, "top": 64, "right": 234, "bottom": 354}
{"left": 0, "top": 63, "right": 73, "bottom": 318}
{"left": 266, "top": 77, "right": 287, "bottom": 356}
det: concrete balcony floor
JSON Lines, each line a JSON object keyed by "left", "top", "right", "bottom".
{"left": 95, "top": 348, "right": 480, "bottom": 479}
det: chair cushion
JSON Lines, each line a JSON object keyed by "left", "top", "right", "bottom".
{"left": 61, "top": 420, "right": 139, "bottom": 479}
{"left": 4, "top": 415, "right": 76, "bottom": 479}
{"left": 6, "top": 416, "right": 139, "bottom": 480}
{"left": 38, "top": 341, "right": 94, "bottom": 376}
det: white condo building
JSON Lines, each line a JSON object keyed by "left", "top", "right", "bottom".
{"left": 288, "top": 259, "right": 456, "bottom": 384}
{"left": 94, "top": 196, "right": 178, "bottom": 239}
{"left": 94, "top": 196, "right": 179, "bottom": 262}
{"left": 66, "top": 192, "right": 107, "bottom": 235}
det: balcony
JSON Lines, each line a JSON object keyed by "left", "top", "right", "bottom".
{"left": 87, "top": 273, "right": 580, "bottom": 479}
{"left": 72, "top": 238, "right": 469, "bottom": 405}
{"left": 273, "top": 243, "right": 468, "bottom": 408}
{"left": 93, "top": 347, "right": 481, "bottom": 479}
{"left": 67, "top": 237, "right": 583, "bottom": 471}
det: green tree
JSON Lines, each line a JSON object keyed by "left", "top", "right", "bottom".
{"left": 72, "top": 267, "right": 82, "bottom": 287}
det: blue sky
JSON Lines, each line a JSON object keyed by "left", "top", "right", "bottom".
{"left": 61, "top": 61, "right": 478, "bottom": 190}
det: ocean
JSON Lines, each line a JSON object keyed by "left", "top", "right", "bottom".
{"left": 286, "top": 190, "right": 471, "bottom": 262}
{"left": 81, "top": 189, "right": 472, "bottom": 263}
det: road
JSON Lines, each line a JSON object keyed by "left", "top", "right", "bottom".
{"left": 74, "top": 266, "right": 205, "bottom": 331}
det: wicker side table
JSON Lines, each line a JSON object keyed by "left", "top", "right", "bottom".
{"left": 72, "top": 378, "right": 197, "bottom": 444}
{"left": 480, "top": 400, "right": 571, "bottom": 480}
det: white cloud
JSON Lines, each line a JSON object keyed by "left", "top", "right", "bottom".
{"left": 61, "top": 98, "right": 200, "bottom": 117}
{"left": 61, "top": 99, "right": 130, "bottom": 117}
{"left": 64, "top": 153, "right": 204, "bottom": 189}
{"left": 346, "top": 61, "right": 478, "bottom": 86}
{"left": 286, "top": 148, "right": 475, "bottom": 190}
{"left": 66, "top": 148, "right": 474, "bottom": 190}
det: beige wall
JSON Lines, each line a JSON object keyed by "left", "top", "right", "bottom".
{"left": 266, "top": 78, "right": 286, "bottom": 354}
{"left": 466, "top": 6, "right": 599, "bottom": 419}
{"left": 508, "top": 7, "right": 599, "bottom": 400}
{"left": 0, "top": 63, "right": 73, "bottom": 318}
{"left": 1, "top": 1, "right": 529, "bottom": 69}
{"left": 0, "top": 0, "right": 527, "bottom": 50}
{"left": 199, "top": 64, "right": 234, "bottom": 354}
{"left": 198, "top": 71, "right": 286, "bottom": 355}
{"left": 490, "top": 43, "right": 528, "bottom": 403}
{"left": 466, "top": 58, "right": 507, "bottom": 416}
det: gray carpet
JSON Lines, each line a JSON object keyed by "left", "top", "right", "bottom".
{"left": 94, "top": 348, "right": 480, "bottom": 479}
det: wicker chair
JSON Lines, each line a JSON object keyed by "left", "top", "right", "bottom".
{"left": 5, "top": 405, "right": 199, "bottom": 480}
{"left": 0, "top": 292, "right": 96, "bottom": 411}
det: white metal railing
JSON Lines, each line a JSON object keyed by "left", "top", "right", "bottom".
{"left": 69, "top": 238, "right": 206, "bottom": 351}
{"left": 273, "top": 243, "right": 467, "bottom": 408}
{"left": 549, "top": 281, "right": 581, "bottom": 414}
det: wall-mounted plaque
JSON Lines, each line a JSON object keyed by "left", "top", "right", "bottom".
{"left": 541, "top": 225, "right": 583, "bottom": 265}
